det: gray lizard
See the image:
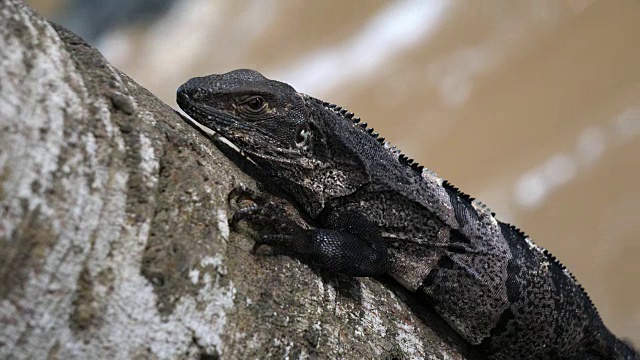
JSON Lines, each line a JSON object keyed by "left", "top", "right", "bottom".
{"left": 177, "top": 69, "right": 638, "bottom": 359}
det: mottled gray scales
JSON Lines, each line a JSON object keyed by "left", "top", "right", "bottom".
{"left": 177, "top": 69, "right": 638, "bottom": 359}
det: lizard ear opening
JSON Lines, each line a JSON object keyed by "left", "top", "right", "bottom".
{"left": 294, "top": 123, "right": 313, "bottom": 152}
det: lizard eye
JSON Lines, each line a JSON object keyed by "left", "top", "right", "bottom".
{"left": 243, "top": 96, "right": 266, "bottom": 113}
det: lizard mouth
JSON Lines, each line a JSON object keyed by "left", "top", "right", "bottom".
{"left": 177, "top": 91, "right": 301, "bottom": 163}
{"left": 176, "top": 90, "right": 242, "bottom": 137}
{"left": 176, "top": 84, "right": 312, "bottom": 174}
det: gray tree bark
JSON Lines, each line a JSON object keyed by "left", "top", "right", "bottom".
{"left": 0, "top": 1, "right": 471, "bottom": 358}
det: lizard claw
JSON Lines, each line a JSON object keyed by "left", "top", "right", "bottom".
{"left": 251, "top": 235, "right": 294, "bottom": 254}
{"left": 231, "top": 201, "right": 297, "bottom": 232}
{"left": 230, "top": 203, "right": 260, "bottom": 230}
{"left": 227, "top": 185, "right": 308, "bottom": 254}
{"left": 228, "top": 186, "right": 307, "bottom": 240}
{"left": 228, "top": 184, "right": 270, "bottom": 210}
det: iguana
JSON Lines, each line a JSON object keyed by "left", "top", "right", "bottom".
{"left": 177, "top": 69, "right": 638, "bottom": 359}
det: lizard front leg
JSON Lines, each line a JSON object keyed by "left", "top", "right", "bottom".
{"left": 229, "top": 186, "right": 389, "bottom": 277}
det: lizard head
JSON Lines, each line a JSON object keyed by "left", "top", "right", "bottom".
{"left": 177, "top": 69, "right": 368, "bottom": 217}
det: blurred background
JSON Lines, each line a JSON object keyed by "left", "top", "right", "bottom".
{"left": 29, "top": 0, "right": 639, "bottom": 344}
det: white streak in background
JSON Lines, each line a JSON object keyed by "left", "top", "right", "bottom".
{"left": 273, "top": 0, "right": 453, "bottom": 96}
{"left": 100, "top": 0, "right": 278, "bottom": 90}
{"left": 425, "top": 2, "right": 595, "bottom": 108}
{"left": 425, "top": 17, "right": 524, "bottom": 108}
{"left": 514, "top": 108, "right": 640, "bottom": 209}
{"left": 575, "top": 126, "right": 607, "bottom": 165}
{"left": 611, "top": 107, "right": 640, "bottom": 142}
{"left": 515, "top": 153, "right": 577, "bottom": 208}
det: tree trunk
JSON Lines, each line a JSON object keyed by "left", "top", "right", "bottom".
{"left": 0, "top": 1, "right": 472, "bottom": 358}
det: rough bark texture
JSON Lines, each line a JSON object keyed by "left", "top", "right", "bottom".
{"left": 0, "top": 1, "right": 470, "bottom": 358}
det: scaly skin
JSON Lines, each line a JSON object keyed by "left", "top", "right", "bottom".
{"left": 177, "top": 69, "right": 638, "bottom": 359}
